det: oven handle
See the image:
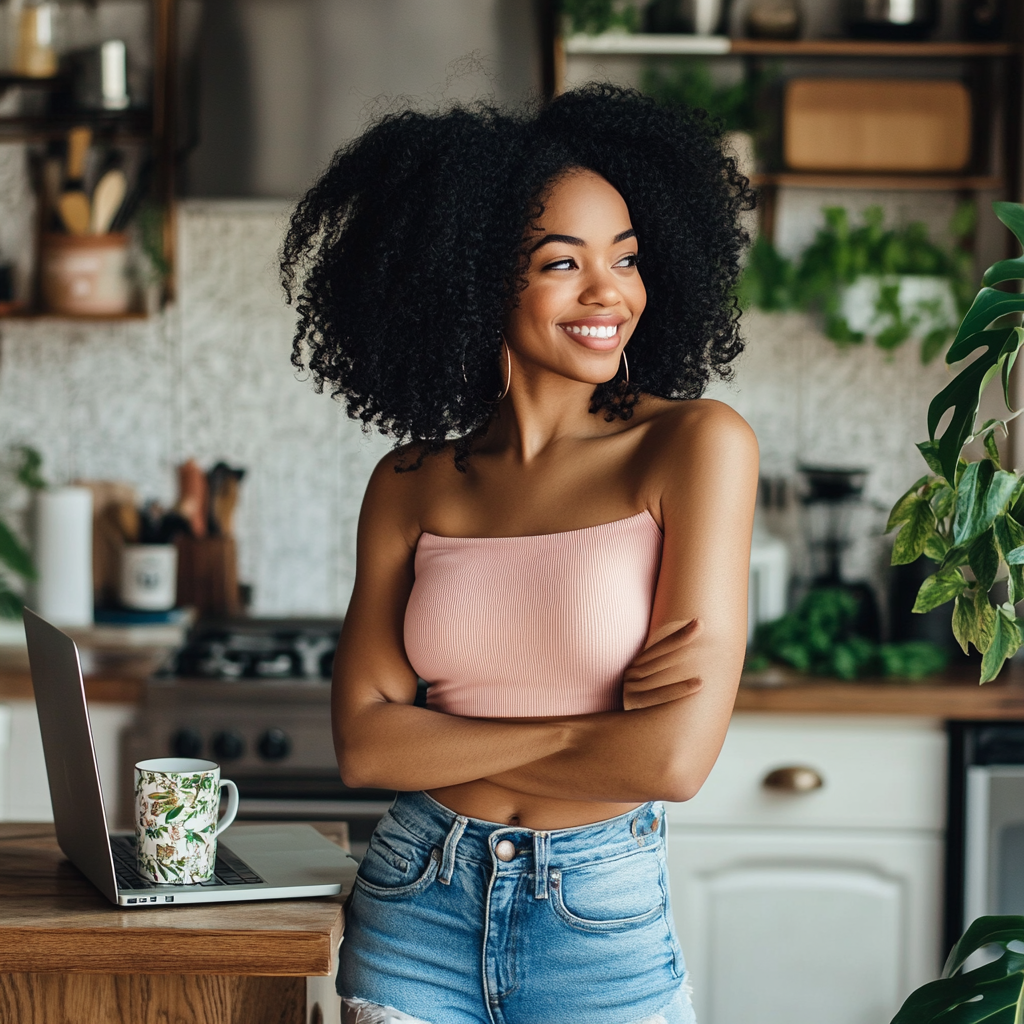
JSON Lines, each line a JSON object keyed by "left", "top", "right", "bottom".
{"left": 237, "top": 798, "right": 393, "bottom": 818}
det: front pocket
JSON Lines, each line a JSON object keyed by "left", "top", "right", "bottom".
{"left": 355, "top": 818, "right": 440, "bottom": 898}
{"left": 548, "top": 850, "right": 666, "bottom": 933}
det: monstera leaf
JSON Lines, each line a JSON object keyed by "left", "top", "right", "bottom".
{"left": 891, "top": 916, "right": 1024, "bottom": 1024}
{"left": 887, "top": 203, "right": 1024, "bottom": 682}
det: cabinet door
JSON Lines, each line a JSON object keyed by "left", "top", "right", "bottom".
{"left": 666, "top": 827, "right": 943, "bottom": 1024}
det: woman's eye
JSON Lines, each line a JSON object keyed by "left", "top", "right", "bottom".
{"left": 614, "top": 253, "right": 640, "bottom": 268}
{"left": 543, "top": 257, "right": 577, "bottom": 271}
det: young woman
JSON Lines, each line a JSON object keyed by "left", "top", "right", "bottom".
{"left": 282, "top": 85, "right": 758, "bottom": 1024}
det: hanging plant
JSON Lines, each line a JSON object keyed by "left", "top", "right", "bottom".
{"left": 886, "top": 201, "right": 1024, "bottom": 684}
{"left": 739, "top": 205, "right": 975, "bottom": 363}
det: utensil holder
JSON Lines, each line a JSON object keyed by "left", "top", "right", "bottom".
{"left": 175, "top": 536, "right": 241, "bottom": 618}
{"left": 41, "top": 232, "right": 131, "bottom": 315}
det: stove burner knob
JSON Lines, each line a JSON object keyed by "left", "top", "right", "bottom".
{"left": 211, "top": 730, "right": 245, "bottom": 761}
{"left": 171, "top": 728, "right": 204, "bottom": 759}
{"left": 258, "top": 728, "right": 291, "bottom": 761}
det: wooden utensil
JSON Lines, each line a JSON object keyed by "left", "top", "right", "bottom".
{"left": 58, "top": 127, "right": 93, "bottom": 236}
{"left": 90, "top": 168, "right": 127, "bottom": 234}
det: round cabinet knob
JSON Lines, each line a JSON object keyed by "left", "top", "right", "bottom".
{"left": 257, "top": 728, "right": 292, "bottom": 761}
{"left": 211, "top": 730, "right": 245, "bottom": 761}
{"left": 762, "top": 765, "right": 824, "bottom": 793}
{"left": 170, "top": 727, "right": 203, "bottom": 758}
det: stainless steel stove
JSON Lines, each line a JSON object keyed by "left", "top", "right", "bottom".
{"left": 125, "top": 619, "right": 395, "bottom": 853}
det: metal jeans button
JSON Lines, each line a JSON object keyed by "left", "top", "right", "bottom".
{"left": 495, "top": 839, "right": 516, "bottom": 862}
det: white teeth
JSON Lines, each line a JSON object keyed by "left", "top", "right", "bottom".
{"left": 564, "top": 324, "right": 618, "bottom": 338}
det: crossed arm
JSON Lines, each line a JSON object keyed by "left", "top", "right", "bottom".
{"left": 333, "top": 405, "right": 758, "bottom": 805}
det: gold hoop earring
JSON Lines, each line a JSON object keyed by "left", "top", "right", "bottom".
{"left": 621, "top": 349, "right": 629, "bottom": 385}
{"left": 495, "top": 334, "right": 511, "bottom": 402}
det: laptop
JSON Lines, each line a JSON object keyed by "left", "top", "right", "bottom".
{"left": 24, "top": 607, "right": 359, "bottom": 907}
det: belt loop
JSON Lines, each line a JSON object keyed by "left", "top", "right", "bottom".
{"left": 438, "top": 815, "right": 468, "bottom": 885}
{"left": 533, "top": 831, "right": 549, "bottom": 899}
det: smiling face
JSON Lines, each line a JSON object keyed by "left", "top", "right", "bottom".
{"left": 504, "top": 169, "right": 646, "bottom": 387}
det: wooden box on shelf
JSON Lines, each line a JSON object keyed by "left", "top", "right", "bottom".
{"left": 784, "top": 78, "right": 972, "bottom": 173}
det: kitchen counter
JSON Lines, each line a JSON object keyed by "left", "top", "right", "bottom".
{"left": 0, "top": 624, "right": 184, "bottom": 703}
{"left": 0, "top": 821, "right": 348, "bottom": 1024}
{"left": 736, "top": 662, "right": 1024, "bottom": 719}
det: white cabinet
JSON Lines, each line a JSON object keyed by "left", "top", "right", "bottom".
{"left": 666, "top": 714, "right": 947, "bottom": 1024}
{"left": 0, "top": 699, "right": 135, "bottom": 825}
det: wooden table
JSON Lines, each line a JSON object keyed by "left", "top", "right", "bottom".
{"left": 0, "top": 822, "right": 348, "bottom": 1024}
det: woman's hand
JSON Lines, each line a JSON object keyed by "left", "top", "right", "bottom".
{"left": 622, "top": 619, "right": 705, "bottom": 710}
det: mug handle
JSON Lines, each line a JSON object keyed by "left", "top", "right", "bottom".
{"left": 214, "top": 779, "right": 239, "bottom": 837}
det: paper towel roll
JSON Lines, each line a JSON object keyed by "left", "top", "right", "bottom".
{"left": 31, "top": 487, "right": 94, "bottom": 626}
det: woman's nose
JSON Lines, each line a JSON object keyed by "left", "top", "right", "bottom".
{"left": 577, "top": 267, "right": 621, "bottom": 307}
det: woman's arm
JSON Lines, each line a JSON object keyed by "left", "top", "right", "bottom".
{"left": 482, "top": 402, "right": 759, "bottom": 803}
{"left": 333, "top": 456, "right": 576, "bottom": 791}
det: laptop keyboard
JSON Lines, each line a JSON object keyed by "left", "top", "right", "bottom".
{"left": 111, "top": 834, "right": 265, "bottom": 891}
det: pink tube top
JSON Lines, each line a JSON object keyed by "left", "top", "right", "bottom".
{"left": 403, "top": 510, "right": 663, "bottom": 718}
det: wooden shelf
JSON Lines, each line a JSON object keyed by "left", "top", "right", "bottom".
{"left": 730, "top": 39, "right": 1019, "bottom": 57}
{"left": 0, "top": 311, "right": 151, "bottom": 322}
{"left": 564, "top": 33, "right": 1019, "bottom": 58}
{"left": 0, "top": 111, "right": 151, "bottom": 142}
{"left": 751, "top": 171, "right": 1004, "bottom": 190}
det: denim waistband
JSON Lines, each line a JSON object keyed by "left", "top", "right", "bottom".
{"left": 387, "top": 790, "right": 665, "bottom": 882}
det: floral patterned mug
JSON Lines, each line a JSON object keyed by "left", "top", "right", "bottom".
{"left": 134, "top": 757, "right": 239, "bottom": 884}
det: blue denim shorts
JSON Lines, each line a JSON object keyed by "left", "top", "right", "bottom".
{"left": 337, "top": 790, "right": 696, "bottom": 1024}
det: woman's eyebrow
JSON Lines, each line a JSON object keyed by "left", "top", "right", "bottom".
{"left": 530, "top": 233, "right": 584, "bottom": 252}
{"left": 530, "top": 228, "right": 638, "bottom": 253}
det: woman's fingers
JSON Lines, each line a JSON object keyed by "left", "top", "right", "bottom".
{"left": 630, "top": 618, "right": 701, "bottom": 666}
{"left": 623, "top": 677, "right": 704, "bottom": 709}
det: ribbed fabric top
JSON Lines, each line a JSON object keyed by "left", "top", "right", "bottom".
{"left": 404, "top": 510, "right": 663, "bottom": 718}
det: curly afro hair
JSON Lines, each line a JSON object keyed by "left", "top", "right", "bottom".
{"left": 281, "top": 84, "right": 755, "bottom": 465}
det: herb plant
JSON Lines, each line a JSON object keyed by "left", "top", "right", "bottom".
{"left": 739, "top": 205, "right": 974, "bottom": 362}
{"left": 886, "top": 202, "right": 1024, "bottom": 684}
{"left": 748, "top": 587, "right": 947, "bottom": 680}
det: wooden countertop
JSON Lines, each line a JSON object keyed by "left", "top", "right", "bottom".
{"left": 0, "top": 822, "right": 347, "bottom": 975}
{"left": 0, "top": 636, "right": 174, "bottom": 704}
{"left": 736, "top": 662, "right": 1024, "bottom": 719}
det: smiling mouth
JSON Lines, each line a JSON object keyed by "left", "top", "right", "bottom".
{"left": 558, "top": 317, "right": 627, "bottom": 346}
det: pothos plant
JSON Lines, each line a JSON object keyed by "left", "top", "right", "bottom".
{"left": 886, "top": 202, "right": 1024, "bottom": 685}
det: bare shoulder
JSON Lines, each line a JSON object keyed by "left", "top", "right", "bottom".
{"left": 361, "top": 442, "right": 459, "bottom": 545}
{"left": 639, "top": 398, "right": 758, "bottom": 466}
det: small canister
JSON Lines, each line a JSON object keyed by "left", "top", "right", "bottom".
{"left": 119, "top": 544, "right": 178, "bottom": 611}
{"left": 41, "top": 233, "right": 131, "bottom": 315}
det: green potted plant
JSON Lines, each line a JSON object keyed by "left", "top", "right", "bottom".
{"left": 886, "top": 201, "right": 1024, "bottom": 683}
{"left": 740, "top": 205, "right": 974, "bottom": 363}
{"left": 886, "top": 201, "right": 1024, "bottom": 1019}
